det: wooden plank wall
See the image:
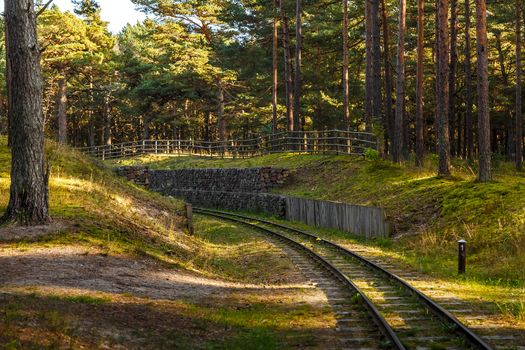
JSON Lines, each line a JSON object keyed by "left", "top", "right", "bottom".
{"left": 285, "top": 196, "right": 390, "bottom": 238}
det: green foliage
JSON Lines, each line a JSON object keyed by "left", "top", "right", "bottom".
{"left": 364, "top": 147, "right": 380, "bottom": 161}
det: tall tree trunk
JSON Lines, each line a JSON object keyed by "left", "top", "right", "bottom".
{"left": 272, "top": 0, "right": 279, "bottom": 133}
{"left": 143, "top": 116, "right": 150, "bottom": 140}
{"left": 436, "top": 0, "right": 451, "bottom": 176}
{"left": 381, "top": 0, "right": 394, "bottom": 148}
{"left": 315, "top": 28, "right": 323, "bottom": 129}
{"left": 280, "top": 0, "right": 294, "bottom": 131}
{"left": 517, "top": 0, "right": 523, "bottom": 170}
{"left": 204, "top": 111, "right": 211, "bottom": 141}
{"left": 393, "top": 0, "right": 406, "bottom": 163}
{"left": 217, "top": 78, "right": 226, "bottom": 141}
{"left": 5, "top": 19, "right": 11, "bottom": 147}
{"left": 57, "top": 71, "right": 68, "bottom": 144}
{"left": 476, "top": 0, "right": 491, "bottom": 181}
{"left": 464, "top": 0, "right": 474, "bottom": 161}
{"left": 88, "top": 76, "right": 95, "bottom": 147}
{"left": 415, "top": 0, "right": 425, "bottom": 166}
{"left": 365, "top": 0, "right": 373, "bottom": 131}
{"left": 103, "top": 95, "right": 112, "bottom": 146}
{"left": 449, "top": 0, "right": 458, "bottom": 157}
{"left": 293, "top": 0, "right": 302, "bottom": 132}
{"left": 495, "top": 33, "right": 509, "bottom": 83}
{"left": 371, "top": 0, "right": 382, "bottom": 127}
{"left": 342, "top": 0, "right": 350, "bottom": 129}
{"left": 494, "top": 31, "right": 515, "bottom": 161}
{"left": 2, "top": 0, "right": 50, "bottom": 225}
{"left": 88, "top": 120, "right": 95, "bottom": 147}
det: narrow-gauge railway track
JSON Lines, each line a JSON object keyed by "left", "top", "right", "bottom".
{"left": 195, "top": 207, "right": 494, "bottom": 350}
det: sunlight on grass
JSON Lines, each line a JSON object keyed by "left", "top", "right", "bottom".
{"left": 107, "top": 152, "right": 525, "bottom": 287}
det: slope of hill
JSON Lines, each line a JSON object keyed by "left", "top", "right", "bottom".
{"left": 112, "top": 153, "right": 525, "bottom": 286}
{"left": 0, "top": 140, "right": 337, "bottom": 349}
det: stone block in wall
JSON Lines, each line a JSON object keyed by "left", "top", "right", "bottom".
{"left": 170, "top": 190, "right": 287, "bottom": 218}
{"left": 146, "top": 167, "right": 290, "bottom": 194}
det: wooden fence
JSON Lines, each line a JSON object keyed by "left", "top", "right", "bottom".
{"left": 77, "top": 130, "right": 377, "bottom": 160}
{"left": 285, "top": 196, "right": 390, "bottom": 238}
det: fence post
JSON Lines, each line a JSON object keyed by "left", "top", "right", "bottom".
{"left": 185, "top": 203, "right": 194, "bottom": 235}
{"left": 458, "top": 239, "right": 467, "bottom": 274}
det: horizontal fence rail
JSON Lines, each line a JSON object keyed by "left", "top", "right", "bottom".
{"left": 76, "top": 130, "right": 378, "bottom": 160}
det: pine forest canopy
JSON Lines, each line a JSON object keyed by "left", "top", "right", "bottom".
{"left": 0, "top": 0, "right": 524, "bottom": 178}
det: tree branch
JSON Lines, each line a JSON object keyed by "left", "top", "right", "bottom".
{"left": 36, "top": 0, "right": 54, "bottom": 17}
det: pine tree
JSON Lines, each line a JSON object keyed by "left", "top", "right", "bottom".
{"left": 436, "top": 0, "right": 451, "bottom": 176}
{"left": 293, "top": 0, "right": 302, "bottom": 132}
{"left": 72, "top": 0, "right": 100, "bottom": 19}
{"left": 476, "top": 0, "right": 492, "bottom": 181}
{"left": 464, "top": 0, "right": 474, "bottom": 161}
{"left": 393, "top": 0, "right": 406, "bottom": 163}
{"left": 517, "top": 0, "right": 524, "bottom": 170}
{"left": 415, "top": 0, "right": 425, "bottom": 166}
{"left": 342, "top": 0, "right": 350, "bottom": 129}
{"left": 2, "top": 0, "right": 50, "bottom": 225}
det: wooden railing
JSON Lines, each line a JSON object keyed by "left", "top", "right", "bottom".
{"left": 76, "top": 130, "right": 378, "bottom": 160}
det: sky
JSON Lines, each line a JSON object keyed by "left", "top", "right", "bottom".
{"left": 0, "top": 0, "right": 147, "bottom": 33}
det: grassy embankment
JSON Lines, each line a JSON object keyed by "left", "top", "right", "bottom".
{"left": 0, "top": 139, "right": 335, "bottom": 349}
{"left": 111, "top": 153, "right": 525, "bottom": 321}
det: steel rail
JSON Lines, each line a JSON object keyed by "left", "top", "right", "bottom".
{"left": 195, "top": 209, "right": 406, "bottom": 350}
{"left": 195, "top": 208, "right": 494, "bottom": 350}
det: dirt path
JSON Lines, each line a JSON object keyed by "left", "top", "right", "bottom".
{"left": 0, "top": 245, "right": 314, "bottom": 300}
{"left": 0, "top": 239, "right": 339, "bottom": 349}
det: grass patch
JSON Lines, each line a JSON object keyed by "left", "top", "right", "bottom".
{"left": 49, "top": 294, "right": 111, "bottom": 305}
{"left": 189, "top": 215, "right": 301, "bottom": 283}
{"left": 106, "top": 152, "right": 336, "bottom": 170}
{"left": 0, "top": 138, "right": 337, "bottom": 348}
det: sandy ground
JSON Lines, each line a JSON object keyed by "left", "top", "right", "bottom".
{"left": 0, "top": 227, "right": 338, "bottom": 349}
{"left": 0, "top": 221, "right": 69, "bottom": 241}
{"left": 0, "top": 245, "right": 316, "bottom": 301}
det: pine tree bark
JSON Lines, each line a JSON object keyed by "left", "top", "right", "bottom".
{"left": 57, "top": 71, "right": 68, "bottom": 144}
{"left": 393, "top": 0, "right": 406, "bottom": 163}
{"left": 103, "top": 95, "right": 112, "bottom": 146}
{"left": 143, "top": 116, "right": 150, "bottom": 140}
{"left": 449, "top": 0, "right": 458, "bottom": 157}
{"left": 370, "top": 0, "right": 382, "bottom": 127}
{"left": 280, "top": 0, "right": 294, "bottom": 131}
{"left": 464, "top": 0, "right": 474, "bottom": 161}
{"left": 381, "top": 0, "right": 394, "bottom": 147}
{"left": 88, "top": 76, "right": 95, "bottom": 147}
{"left": 204, "top": 111, "right": 211, "bottom": 141}
{"left": 272, "top": 0, "right": 279, "bottom": 133}
{"left": 436, "top": 0, "right": 451, "bottom": 176}
{"left": 495, "top": 32, "right": 514, "bottom": 161}
{"left": 365, "top": 0, "right": 373, "bottom": 131}
{"left": 5, "top": 20, "right": 12, "bottom": 147}
{"left": 217, "top": 78, "right": 226, "bottom": 141}
{"left": 415, "top": 0, "right": 425, "bottom": 166}
{"left": 342, "top": 0, "right": 350, "bottom": 129}
{"left": 516, "top": 0, "right": 523, "bottom": 170}
{"left": 476, "top": 0, "right": 491, "bottom": 181}
{"left": 2, "top": 0, "right": 50, "bottom": 225}
{"left": 293, "top": 0, "right": 302, "bottom": 132}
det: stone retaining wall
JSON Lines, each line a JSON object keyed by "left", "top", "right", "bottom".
{"left": 116, "top": 166, "right": 289, "bottom": 193}
{"left": 172, "top": 190, "right": 287, "bottom": 218}
{"left": 115, "top": 166, "right": 390, "bottom": 237}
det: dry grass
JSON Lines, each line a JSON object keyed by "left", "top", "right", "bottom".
{"left": 0, "top": 139, "right": 340, "bottom": 349}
